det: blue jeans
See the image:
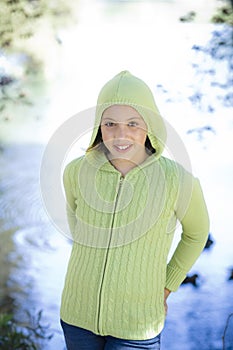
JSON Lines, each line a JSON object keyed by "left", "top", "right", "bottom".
{"left": 60, "top": 320, "right": 161, "bottom": 350}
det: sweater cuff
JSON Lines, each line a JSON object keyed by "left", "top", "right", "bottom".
{"left": 165, "top": 264, "right": 187, "bottom": 292}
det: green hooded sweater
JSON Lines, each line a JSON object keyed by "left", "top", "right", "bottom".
{"left": 60, "top": 71, "right": 209, "bottom": 340}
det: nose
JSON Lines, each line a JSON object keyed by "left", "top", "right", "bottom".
{"left": 115, "top": 123, "right": 128, "bottom": 139}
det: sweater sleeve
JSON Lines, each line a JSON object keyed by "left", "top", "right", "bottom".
{"left": 165, "top": 177, "right": 209, "bottom": 291}
{"left": 63, "top": 162, "right": 77, "bottom": 235}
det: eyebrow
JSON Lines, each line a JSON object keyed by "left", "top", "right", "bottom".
{"left": 101, "top": 116, "right": 142, "bottom": 121}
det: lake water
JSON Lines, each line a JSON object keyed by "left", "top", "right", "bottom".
{"left": 0, "top": 0, "right": 233, "bottom": 349}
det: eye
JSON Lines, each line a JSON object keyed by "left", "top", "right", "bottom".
{"left": 104, "top": 122, "right": 116, "bottom": 127}
{"left": 128, "top": 121, "right": 138, "bottom": 127}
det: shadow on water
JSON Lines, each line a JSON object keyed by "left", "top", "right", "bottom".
{"left": 0, "top": 144, "right": 68, "bottom": 349}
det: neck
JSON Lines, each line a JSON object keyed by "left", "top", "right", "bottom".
{"left": 108, "top": 150, "right": 149, "bottom": 176}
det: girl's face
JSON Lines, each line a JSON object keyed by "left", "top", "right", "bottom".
{"left": 101, "top": 105, "right": 148, "bottom": 165}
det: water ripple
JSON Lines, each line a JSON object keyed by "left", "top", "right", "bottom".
{"left": 0, "top": 144, "right": 48, "bottom": 230}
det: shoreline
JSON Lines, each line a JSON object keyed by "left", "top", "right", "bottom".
{"left": 0, "top": 228, "right": 18, "bottom": 314}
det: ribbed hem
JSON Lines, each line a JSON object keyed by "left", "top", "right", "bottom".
{"left": 165, "top": 264, "right": 187, "bottom": 292}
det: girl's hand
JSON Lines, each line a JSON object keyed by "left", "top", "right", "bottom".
{"left": 164, "top": 288, "right": 171, "bottom": 315}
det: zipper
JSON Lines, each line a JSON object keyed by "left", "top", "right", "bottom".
{"left": 96, "top": 175, "right": 124, "bottom": 334}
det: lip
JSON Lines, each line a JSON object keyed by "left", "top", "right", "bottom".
{"left": 113, "top": 144, "right": 132, "bottom": 153}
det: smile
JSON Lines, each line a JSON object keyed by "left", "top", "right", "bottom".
{"left": 114, "top": 144, "right": 132, "bottom": 152}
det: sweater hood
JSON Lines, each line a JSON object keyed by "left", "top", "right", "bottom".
{"left": 88, "top": 71, "right": 167, "bottom": 159}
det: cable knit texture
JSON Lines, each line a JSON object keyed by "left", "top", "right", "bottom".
{"left": 60, "top": 71, "right": 209, "bottom": 340}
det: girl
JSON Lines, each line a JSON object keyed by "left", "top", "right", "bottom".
{"left": 60, "top": 71, "right": 209, "bottom": 350}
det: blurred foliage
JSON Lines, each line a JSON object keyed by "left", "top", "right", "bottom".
{"left": 0, "top": 0, "right": 74, "bottom": 48}
{"left": 191, "top": 24, "right": 233, "bottom": 110}
{"left": 0, "top": 0, "right": 77, "bottom": 123}
{"left": 211, "top": 2, "right": 233, "bottom": 25}
{"left": 0, "top": 310, "right": 53, "bottom": 350}
{"left": 0, "top": 52, "right": 47, "bottom": 124}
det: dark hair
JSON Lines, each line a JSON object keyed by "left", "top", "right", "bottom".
{"left": 86, "top": 127, "right": 156, "bottom": 154}
{"left": 145, "top": 137, "right": 156, "bottom": 154}
{"left": 86, "top": 127, "right": 104, "bottom": 152}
